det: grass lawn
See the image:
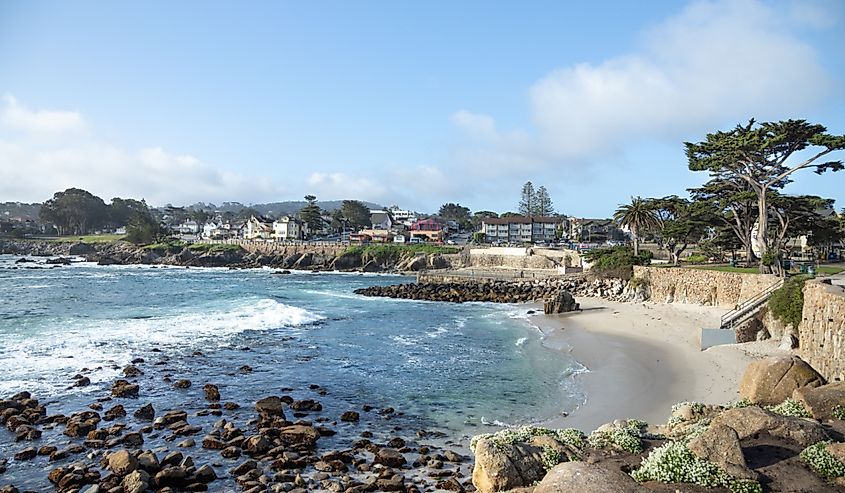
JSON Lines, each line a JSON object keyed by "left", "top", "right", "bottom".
{"left": 818, "top": 265, "right": 845, "bottom": 275}
{"left": 50, "top": 234, "right": 125, "bottom": 243}
{"left": 691, "top": 264, "right": 844, "bottom": 275}
{"left": 689, "top": 265, "right": 760, "bottom": 274}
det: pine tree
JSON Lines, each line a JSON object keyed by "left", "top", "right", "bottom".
{"left": 518, "top": 182, "right": 536, "bottom": 216}
{"left": 535, "top": 186, "right": 554, "bottom": 216}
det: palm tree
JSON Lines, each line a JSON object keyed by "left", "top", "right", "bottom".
{"left": 614, "top": 196, "right": 659, "bottom": 256}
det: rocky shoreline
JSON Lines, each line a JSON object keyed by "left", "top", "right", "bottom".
{"left": 0, "top": 239, "right": 455, "bottom": 272}
{"left": 469, "top": 355, "right": 845, "bottom": 493}
{"left": 0, "top": 355, "right": 475, "bottom": 493}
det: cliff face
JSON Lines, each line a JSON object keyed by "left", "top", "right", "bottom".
{"left": 799, "top": 280, "right": 845, "bottom": 382}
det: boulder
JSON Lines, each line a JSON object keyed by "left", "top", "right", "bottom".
{"left": 122, "top": 470, "right": 150, "bottom": 493}
{"left": 203, "top": 384, "right": 220, "bottom": 402}
{"left": 533, "top": 461, "right": 644, "bottom": 493}
{"left": 543, "top": 291, "right": 579, "bottom": 314}
{"left": 471, "top": 438, "right": 546, "bottom": 493}
{"left": 277, "top": 425, "right": 320, "bottom": 447}
{"left": 738, "top": 356, "right": 825, "bottom": 405}
{"left": 111, "top": 380, "right": 139, "bottom": 398}
{"left": 710, "top": 406, "right": 828, "bottom": 447}
{"left": 340, "top": 411, "right": 360, "bottom": 422}
{"left": 108, "top": 449, "right": 139, "bottom": 476}
{"left": 688, "top": 424, "right": 755, "bottom": 480}
{"left": 792, "top": 381, "right": 845, "bottom": 420}
{"left": 256, "top": 396, "right": 284, "bottom": 417}
{"left": 375, "top": 448, "right": 406, "bottom": 468}
{"left": 133, "top": 403, "right": 154, "bottom": 421}
{"left": 68, "top": 243, "right": 97, "bottom": 256}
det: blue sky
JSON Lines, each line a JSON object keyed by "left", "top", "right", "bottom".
{"left": 1, "top": 0, "right": 844, "bottom": 216}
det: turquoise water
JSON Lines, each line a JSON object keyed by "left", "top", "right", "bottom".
{"left": 0, "top": 255, "right": 583, "bottom": 486}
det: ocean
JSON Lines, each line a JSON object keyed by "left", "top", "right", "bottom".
{"left": 0, "top": 255, "right": 585, "bottom": 488}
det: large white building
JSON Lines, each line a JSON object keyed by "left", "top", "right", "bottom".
{"left": 272, "top": 216, "right": 303, "bottom": 240}
{"left": 482, "top": 216, "right": 566, "bottom": 244}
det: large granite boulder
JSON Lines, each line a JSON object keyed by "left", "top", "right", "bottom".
{"left": 533, "top": 461, "right": 644, "bottom": 493}
{"left": 710, "top": 406, "right": 828, "bottom": 447}
{"left": 688, "top": 424, "right": 755, "bottom": 480}
{"left": 471, "top": 438, "right": 546, "bottom": 493}
{"left": 738, "top": 356, "right": 825, "bottom": 405}
{"left": 68, "top": 242, "right": 96, "bottom": 256}
{"left": 544, "top": 291, "right": 579, "bottom": 314}
{"left": 792, "top": 381, "right": 845, "bottom": 420}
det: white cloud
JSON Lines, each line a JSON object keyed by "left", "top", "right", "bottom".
{"left": 1, "top": 94, "right": 87, "bottom": 134}
{"left": 0, "top": 96, "right": 285, "bottom": 204}
{"left": 454, "top": 0, "right": 835, "bottom": 166}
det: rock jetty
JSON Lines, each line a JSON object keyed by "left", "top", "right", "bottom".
{"left": 354, "top": 277, "right": 633, "bottom": 304}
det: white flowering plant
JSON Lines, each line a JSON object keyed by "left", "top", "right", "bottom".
{"left": 800, "top": 441, "right": 845, "bottom": 479}
{"left": 631, "top": 441, "right": 761, "bottom": 493}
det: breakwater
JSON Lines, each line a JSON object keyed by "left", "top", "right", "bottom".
{"left": 354, "top": 276, "right": 633, "bottom": 304}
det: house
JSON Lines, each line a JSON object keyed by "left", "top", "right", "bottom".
{"left": 244, "top": 216, "right": 274, "bottom": 240}
{"left": 272, "top": 216, "right": 303, "bottom": 241}
{"left": 569, "top": 218, "right": 622, "bottom": 243}
{"left": 175, "top": 220, "right": 200, "bottom": 235}
{"left": 481, "top": 216, "right": 566, "bottom": 244}
{"left": 370, "top": 211, "right": 394, "bottom": 231}
{"left": 409, "top": 218, "right": 446, "bottom": 243}
{"left": 388, "top": 206, "right": 417, "bottom": 226}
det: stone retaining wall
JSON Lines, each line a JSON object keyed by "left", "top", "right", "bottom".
{"left": 632, "top": 266, "right": 779, "bottom": 309}
{"left": 799, "top": 280, "right": 845, "bottom": 382}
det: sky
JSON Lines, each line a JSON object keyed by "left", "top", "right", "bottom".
{"left": 1, "top": 0, "right": 844, "bottom": 217}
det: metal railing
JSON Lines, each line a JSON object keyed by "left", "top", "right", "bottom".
{"left": 719, "top": 278, "right": 784, "bottom": 330}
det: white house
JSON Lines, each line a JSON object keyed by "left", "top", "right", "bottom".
{"left": 244, "top": 216, "right": 274, "bottom": 240}
{"left": 272, "top": 216, "right": 303, "bottom": 240}
{"left": 175, "top": 220, "right": 200, "bottom": 235}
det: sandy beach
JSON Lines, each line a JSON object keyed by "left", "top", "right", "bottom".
{"left": 533, "top": 297, "right": 787, "bottom": 433}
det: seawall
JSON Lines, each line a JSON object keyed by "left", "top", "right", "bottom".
{"left": 799, "top": 279, "right": 845, "bottom": 382}
{"left": 632, "top": 266, "right": 779, "bottom": 309}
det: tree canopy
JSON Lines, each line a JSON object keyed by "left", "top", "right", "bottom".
{"left": 438, "top": 203, "right": 471, "bottom": 230}
{"left": 687, "top": 119, "right": 845, "bottom": 272}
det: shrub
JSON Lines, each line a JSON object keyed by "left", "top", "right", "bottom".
{"left": 631, "top": 441, "right": 762, "bottom": 493}
{"left": 685, "top": 254, "right": 708, "bottom": 264}
{"left": 800, "top": 441, "right": 845, "bottom": 479}
{"left": 832, "top": 406, "right": 845, "bottom": 421}
{"left": 588, "top": 423, "right": 645, "bottom": 454}
{"left": 584, "top": 247, "right": 653, "bottom": 280}
{"left": 767, "top": 398, "right": 811, "bottom": 418}
{"left": 469, "top": 426, "right": 584, "bottom": 453}
{"left": 768, "top": 275, "right": 810, "bottom": 329}
{"left": 142, "top": 239, "right": 185, "bottom": 254}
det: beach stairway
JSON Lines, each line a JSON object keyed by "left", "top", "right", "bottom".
{"left": 700, "top": 278, "right": 785, "bottom": 350}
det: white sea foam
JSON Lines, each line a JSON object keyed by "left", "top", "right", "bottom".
{"left": 480, "top": 417, "right": 513, "bottom": 427}
{"left": 515, "top": 337, "right": 528, "bottom": 347}
{"left": 0, "top": 298, "right": 324, "bottom": 395}
{"left": 390, "top": 335, "right": 417, "bottom": 346}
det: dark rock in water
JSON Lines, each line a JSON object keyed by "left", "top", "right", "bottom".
{"left": 45, "top": 257, "right": 71, "bottom": 265}
{"left": 104, "top": 404, "right": 126, "bottom": 421}
{"left": 203, "top": 383, "right": 220, "bottom": 402}
{"left": 123, "top": 364, "right": 143, "bottom": 377}
{"left": 13, "top": 447, "right": 37, "bottom": 461}
{"left": 134, "top": 403, "right": 155, "bottom": 421}
{"left": 112, "top": 380, "right": 139, "bottom": 398}
{"left": 256, "top": 396, "right": 285, "bottom": 418}
{"left": 173, "top": 379, "right": 192, "bottom": 389}
{"left": 340, "top": 411, "right": 360, "bottom": 422}
{"left": 74, "top": 376, "right": 91, "bottom": 387}
{"left": 375, "top": 448, "right": 406, "bottom": 467}
{"left": 543, "top": 290, "right": 579, "bottom": 314}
